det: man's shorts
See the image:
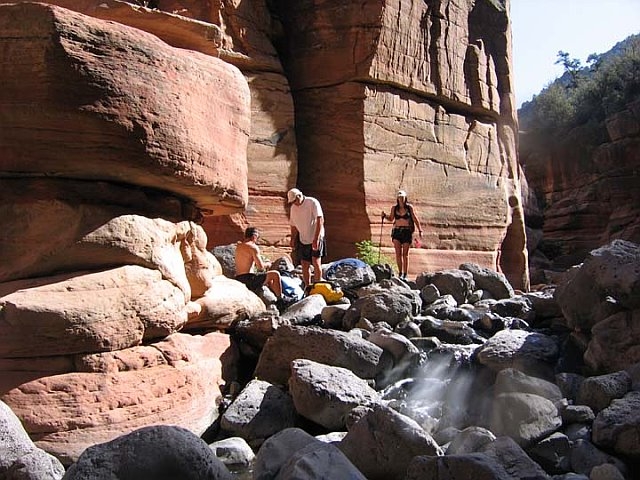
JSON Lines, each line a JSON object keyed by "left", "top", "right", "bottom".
{"left": 298, "top": 238, "right": 326, "bottom": 262}
{"left": 391, "top": 227, "right": 413, "bottom": 245}
{"left": 235, "top": 272, "right": 267, "bottom": 292}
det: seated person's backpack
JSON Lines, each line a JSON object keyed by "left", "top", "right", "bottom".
{"left": 281, "top": 274, "right": 304, "bottom": 302}
{"left": 304, "top": 281, "right": 344, "bottom": 303}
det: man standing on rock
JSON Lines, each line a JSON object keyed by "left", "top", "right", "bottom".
{"left": 288, "top": 187, "right": 326, "bottom": 286}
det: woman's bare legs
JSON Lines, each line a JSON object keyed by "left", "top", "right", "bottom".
{"left": 402, "top": 243, "right": 410, "bottom": 278}
{"left": 393, "top": 239, "right": 403, "bottom": 276}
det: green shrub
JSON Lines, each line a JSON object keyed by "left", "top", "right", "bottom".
{"left": 355, "top": 240, "right": 394, "bottom": 268}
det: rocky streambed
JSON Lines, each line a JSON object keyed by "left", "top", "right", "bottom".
{"left": 3, "top": 240, "right": 640, "bottom": 479}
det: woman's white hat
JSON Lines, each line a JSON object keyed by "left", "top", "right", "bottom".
{"left": 396, "top": 190, "right": 407, "bottom": 197}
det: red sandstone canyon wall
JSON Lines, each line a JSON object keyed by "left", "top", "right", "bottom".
{"left": 521, "top": 98, "right": 640, "bottom": 280}
{"left": 271, "top": 0, "right": 527, "bottom": 287}
{"left": 0, "top": 0, "right": 529, "bottom": 463}
{"left": 34, "top": 0, "right": 528, "bottom": 287}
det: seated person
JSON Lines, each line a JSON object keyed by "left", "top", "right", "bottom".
{"left": 234, "top": 227, "right": 283, "bottom": 299}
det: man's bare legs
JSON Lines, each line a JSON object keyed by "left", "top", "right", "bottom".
{"left": 301, "top": 258, "right": 322, "bottom": 286}
{"left": 311, "top": 256, "right": 322, "bottom": 283}
{"left": 301, "top": 259, "right": 311, "bottom": 287}
{"left": 265, "top": 270, "right": 282, "bottom": 297}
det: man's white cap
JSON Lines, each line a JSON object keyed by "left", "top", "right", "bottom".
{"left": 287, "top": 188, "right": 303, "bottom": 203}
{"left": 397, "top": 190, "right": 407, "bottom": 197}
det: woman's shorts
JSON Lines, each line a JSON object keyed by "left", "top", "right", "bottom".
{"left": 298, "top": 238, "right": 326, "bottom": 262}
{"left": 391, "top": 227, "right": 413, "bottom": 245}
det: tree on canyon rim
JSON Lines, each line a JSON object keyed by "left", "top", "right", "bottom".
{"left": 519, "top": 33, "right": 640, "bottom": 136}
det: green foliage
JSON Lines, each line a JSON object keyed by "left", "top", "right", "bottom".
{"left": 525, "top": 82, "right": 575, "bottom": 130}
{"left": 519, "top": 34, "right": 640, "bottom": 139}
{"left": 598, "top": 43, "right": 640, "bottom": 115}
{"left": 355, "top": 240, "right": 394, "bottom": 268}
{"left": 555, "top": 50, "right": 583, "bottom": 88}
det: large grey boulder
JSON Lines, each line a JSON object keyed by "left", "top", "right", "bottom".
{"left": 527, "top": 432, "right": 572, "bottom": 475}
{"left": 63, "top": 425, "right": 232, "bottom": 480}
{"left": 0, "top": 400, "right": 64, "bottom": 480}
{"left": 220, "top": 379, "right": 296, "bottom": 447}
{"left": 353, "top": 291, "right": 414, "bottom": 327}
{"left": 569, "top": 439, "right": 628, "bottom": 477}
{"left": 253, "top": 428, "right": 319, "bottom": 480}
{"left": 554, "top": 240, "right": 640, "bottom": 331}
{"left": 288, "top": 359, "right": 380, "bottom": 430}
{"left": 367, "top": 328, "right": 421, "bottom": 368}
{"left": 446, "top": 426, "right": 496, "bottom": 455}
{"left": 576, "top": 371, "right": 632, "bottom": 413}
{"left": 585, "top": 309, "right": 640, "bottom": 373}
{"left": 339, "top": 404, "right": 442, "bottom": 480}
{"left": 523, "top": 288, "right": 563, "bottom": 321}
{"left": 589, "top": 463, "right": 626, "bottom": 480}
{"left": 479, "top": 436, "right": 550, "bottom": 479}
{"left": 493, "top": 368, "right": 563, "bottom": 402}
{"left": 275, "top": 441, "right": 366, "bottom": 480}
{"left": 254, "top": 325, "right": 389, "bottom": 385}
{"left": 592, "top": 391, "right": 640, "bottom": 458}
{"left": 211, "top": 244, "right": 237, "bottom": 278}
{"left": 490, "top": 393, "right": 562, "bottom": 447}
{"left": 208, "top": 437, "right": 255, "bottom": 471}
{"left": 405, "top": 453, "right": 513, "bottom": 480}
{"left": 555, "top": 372, "right": 585, "bottom": 402}
{"left": 475, "top": 329, "right": 559, "bottom": 380}
{"left": 280, "top": 294, "right": 327, "bottom": 325}
{"left": 416, "top": 269, "right": 475, "bottom": 305}
{"left": 490, "top": 296, "right": 535, "bottom": 322}
{"left": 232, "top": 312, "right": 291, "bottom": 352}
{"left": 459, "top": 262, "right": 514, "bottom": 300}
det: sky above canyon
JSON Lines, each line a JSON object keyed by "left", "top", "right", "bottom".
{"left": 511, "top": 0, "right": 640, "bottom": 109}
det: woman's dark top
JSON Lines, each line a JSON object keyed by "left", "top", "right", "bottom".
{"left": 393, "top": 206, "right": 411, "bottom": 220}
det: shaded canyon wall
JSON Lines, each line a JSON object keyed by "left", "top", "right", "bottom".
{"left": 520, "top": 98, "right": 640, "bottom": 282}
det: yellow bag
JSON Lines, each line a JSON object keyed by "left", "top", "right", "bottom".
{"left": 305, "top": 281, "right": 344, "bottom": 303}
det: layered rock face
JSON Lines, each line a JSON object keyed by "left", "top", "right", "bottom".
{"left": 0, "top": 0, "right": 528, "bottom": 461}
{"left": 271, "top": 0, "right": 528, "bottom": 288}
{"left": 39, "top": 0, "right": 299, "bottom": 252}
{"left": 521, "top": 99, "right": 640, "bottom": 275}
{"left": 0, "top": 2, "right": 249, "bottom": 215}
{"left": 42, "top": 0, "right": 528, "bottom": 287}
{"left": 0, "top": 2, "right": 255, "bottom": 464}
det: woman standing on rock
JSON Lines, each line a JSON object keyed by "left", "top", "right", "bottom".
{"left": 381, "top": 190, "right": 422, "bottom": 280}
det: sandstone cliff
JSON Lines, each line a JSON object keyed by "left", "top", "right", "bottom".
{"left": 0, "top": 2, "right": 258, "bottom": 464}
{"left": 270, "top": 0, "right": 527, "bottom": 288}
{"left": 521, "top": 99, "right": 640, "bottom": 282}
{"left": 37, "top": 0, "right": 528, "bottom": 287}
{"left": 0, "top": 0, "right": 528, "bottom": 464}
